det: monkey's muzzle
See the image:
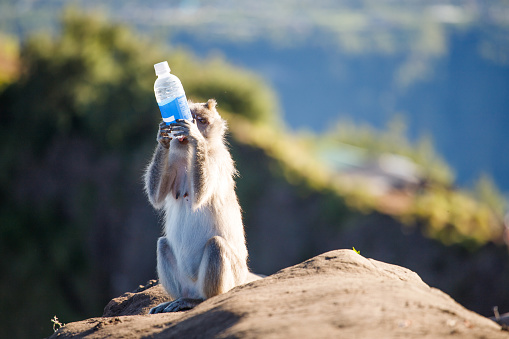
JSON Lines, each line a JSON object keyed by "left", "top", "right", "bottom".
{"left": 177, "top": 136, "right": 188, "bottom": 144}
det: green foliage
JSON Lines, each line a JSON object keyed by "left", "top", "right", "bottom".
{"left": 312, "top": 117, "right": 506, "bottom": 247}
{"left": 322, "top": 116, "right": 454, "bottom": 186}
{"left": 0, "top": 9, "right": 282, "bottom": 338}
{"left": 0, "top": 33, "right": 19, "bottom": 89}
{"left": 228, "top": 106, "right": 506, "bottom": 248}
{"left": 407, "top": 186, "right": 502, "bottom": 246}
{"left": 2, "top": 1, "right": 509, "bottom": 99}
{"left": 1, "top": 8, "right": 280, "bottom": 154}
{"left": 2, "top": 9, "right": 157, "bottom": 152}
{"left": 474, "top": 173, "right": 507, "bottom": 218}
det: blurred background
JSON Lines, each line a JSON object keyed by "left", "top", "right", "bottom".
{"left": 1, "top": 1, "right": 509, "bottom": 337}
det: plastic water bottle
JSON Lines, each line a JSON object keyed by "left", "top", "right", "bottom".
{"left": 154, "top": 61, "right": 193, "bottom": 126}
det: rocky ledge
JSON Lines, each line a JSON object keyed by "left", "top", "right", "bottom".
{"left": 49, "top": 249, "right": 508, "bottom": 338}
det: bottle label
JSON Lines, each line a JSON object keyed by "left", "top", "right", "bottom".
{"left": 158, "top": 95, "right": 192, "bottom": 124}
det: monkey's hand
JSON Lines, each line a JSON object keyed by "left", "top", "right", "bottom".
{"left": 157, "top": 122, "right": 172, "bottom": 149}
{"left": 171, "top": 119, "right": 204, "bottom": 145}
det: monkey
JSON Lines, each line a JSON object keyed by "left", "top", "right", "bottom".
{"left": 144, "top": 99, "right": 261, "bottom": 313}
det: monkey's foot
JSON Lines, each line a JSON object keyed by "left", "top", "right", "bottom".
{"left": 149, "top": 298, "right": 203, "bottom": 314}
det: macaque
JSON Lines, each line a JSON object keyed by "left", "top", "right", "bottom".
{"left": 144, "top": 99, "right": 260, "bottom": 313}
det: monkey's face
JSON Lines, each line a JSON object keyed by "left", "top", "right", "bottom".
{"left": 189, "top": 99, "right": 225, "bottom": 139}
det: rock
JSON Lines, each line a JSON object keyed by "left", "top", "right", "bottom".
{"left": 49, "top": 249, "right": 508, "bottom": 338}
{"left": 102, "top": 280, "right": 165, "bottom": 317}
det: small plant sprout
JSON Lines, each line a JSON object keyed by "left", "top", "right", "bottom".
{"left": 352, "top": 247, "right": 361, "bottom": 255}
{"left": 51, "top": 315, "right": 65, "bottom": 332}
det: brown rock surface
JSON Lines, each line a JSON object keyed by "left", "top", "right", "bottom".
{"left": 49, "top": 249, "right": 508, "bottom": 338}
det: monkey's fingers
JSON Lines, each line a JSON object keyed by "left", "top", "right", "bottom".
{"left": 170, "top": 125, "right": 189, "bottom": 136}
{"left": 149, "top": 301, "right": 172, "bottom": 314}
{"left": 170, "top": 119, "right": 192, "bottom": 128}
{"left": 161, "top": 298, "right": 203, "bottom": 312}
{"left": 159, "top": 124, "right": 172, "bottom": 133}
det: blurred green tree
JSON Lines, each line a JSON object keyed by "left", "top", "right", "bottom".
{"left": 0, "top": 9, "right": 282, "bottom": 338}
{"left": 0, "top": 33, "right": 19, "bottom": 89}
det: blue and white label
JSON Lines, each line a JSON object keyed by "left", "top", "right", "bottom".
{"left": 158, "top": 95, "right": 192, "bottom": 124}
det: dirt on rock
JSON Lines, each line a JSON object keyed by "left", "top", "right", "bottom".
{"left": 49, "top": 249, "right": 508, "bottom": 338}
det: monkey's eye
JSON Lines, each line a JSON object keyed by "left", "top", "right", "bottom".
{"left": 197, "top": 117, "right": 208, "bottom": 124}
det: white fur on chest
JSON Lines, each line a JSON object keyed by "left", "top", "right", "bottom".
{"left": 164, "top": 199, "right": 214, "bottom": 278}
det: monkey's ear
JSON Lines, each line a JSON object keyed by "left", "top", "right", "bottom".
{"left": 206, "top": 99, "right": 217, "bottom": 110}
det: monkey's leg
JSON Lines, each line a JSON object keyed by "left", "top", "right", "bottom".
{"left": 198, "top": 236, "right": 246, "bottom": 299}
{"left": 150, "top": 237, "right": 182, "bottom": 314}
{"left": 151, "top": 236, "right": 245, "bottom": 313}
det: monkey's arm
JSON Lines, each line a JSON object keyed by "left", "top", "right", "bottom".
{"left": 144, "top": 123, "right": 172, "bottom": 209}
{"left": 172, "top": 120, "right": 215, "bottom": 208}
